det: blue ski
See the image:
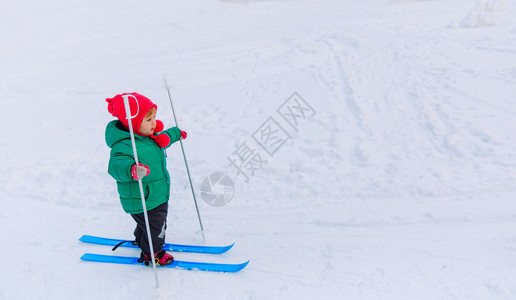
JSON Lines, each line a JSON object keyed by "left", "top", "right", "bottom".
{"left": 79, "top": 235, "right": 234, "bottom": 254}
{"left": 81, "top": 253, "right": 249, "bottom": 272}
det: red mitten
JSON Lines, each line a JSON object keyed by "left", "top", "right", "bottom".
{"left": 181, "top": 130, "right": 187, "bottom": 140}
{"left": 131, "top": 163, "right": 150, "bottom": 180}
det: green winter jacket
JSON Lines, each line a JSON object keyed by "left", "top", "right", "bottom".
{"left": 105, "top": 120, "right": 182, "bottom": 214}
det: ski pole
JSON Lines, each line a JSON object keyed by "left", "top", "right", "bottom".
{"left": 163, "top": 76, "right": 206, "bottom": 241}
{"left": 122, "top": 94, "right": 160, "bottom": 288}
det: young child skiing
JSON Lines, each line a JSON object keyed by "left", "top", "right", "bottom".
{"left": 105, "top": 92, "right": 187, "bottom": 266}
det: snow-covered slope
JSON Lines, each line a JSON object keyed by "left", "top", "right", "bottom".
{"left": 1, "top": 0, "right": 516, "bottom": 299}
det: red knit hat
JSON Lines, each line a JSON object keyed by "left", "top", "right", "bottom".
{"left": 106, "top": 93, "right": 156, "bottom": 134}
{"left": 106, "top": 92, "right": 170, "bottom": 147}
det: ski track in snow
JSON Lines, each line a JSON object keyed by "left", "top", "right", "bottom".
{"left": 1, "top": 0, "right": 516, "bottom": 299}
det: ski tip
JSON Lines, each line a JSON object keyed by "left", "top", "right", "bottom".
{"left": 241, "top": 260, "right": 250, "bottom": 269}
{"left": 207, "top": 242, "right": 234, "bottom": 254}
{"left": 230, "top": 260, "right": 250, "bottom": 272}
{"left": 224, "top": 243, "right": 235, "bottom": 253}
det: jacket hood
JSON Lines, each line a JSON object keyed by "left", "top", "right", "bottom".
{"left": 105, "top": 120, "right": 171, "bottom": 149}
{"left": 105, "top": 120, "right": 134, "bottom": 148}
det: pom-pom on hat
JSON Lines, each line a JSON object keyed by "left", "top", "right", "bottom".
{"left": 106, "top": 93, "right": 157, "bottom": 134}
{"left": 152, "top": 119, "right": 171, "bottom": 148}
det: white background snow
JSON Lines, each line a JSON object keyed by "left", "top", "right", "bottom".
{"left": 1, "top": 0, "right": 516, "bottom": 299}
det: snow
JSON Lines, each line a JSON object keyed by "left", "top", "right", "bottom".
{"left": 1, "top": 0, "right": 516, "bottom": 299}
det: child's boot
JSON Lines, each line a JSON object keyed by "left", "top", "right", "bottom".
{"left": 155, "top": 250, "right": 174, "bottom": 266}
{"left": 138, "top": 252, "right": 152, "bottom": 266}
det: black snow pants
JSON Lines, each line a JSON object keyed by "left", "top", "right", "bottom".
{"left": 131, "top": 201, "right": 168, "bottom": 255}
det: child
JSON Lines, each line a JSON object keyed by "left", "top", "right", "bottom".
{"left": 105, "top": 92, "right": 187, "bottom": 266}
